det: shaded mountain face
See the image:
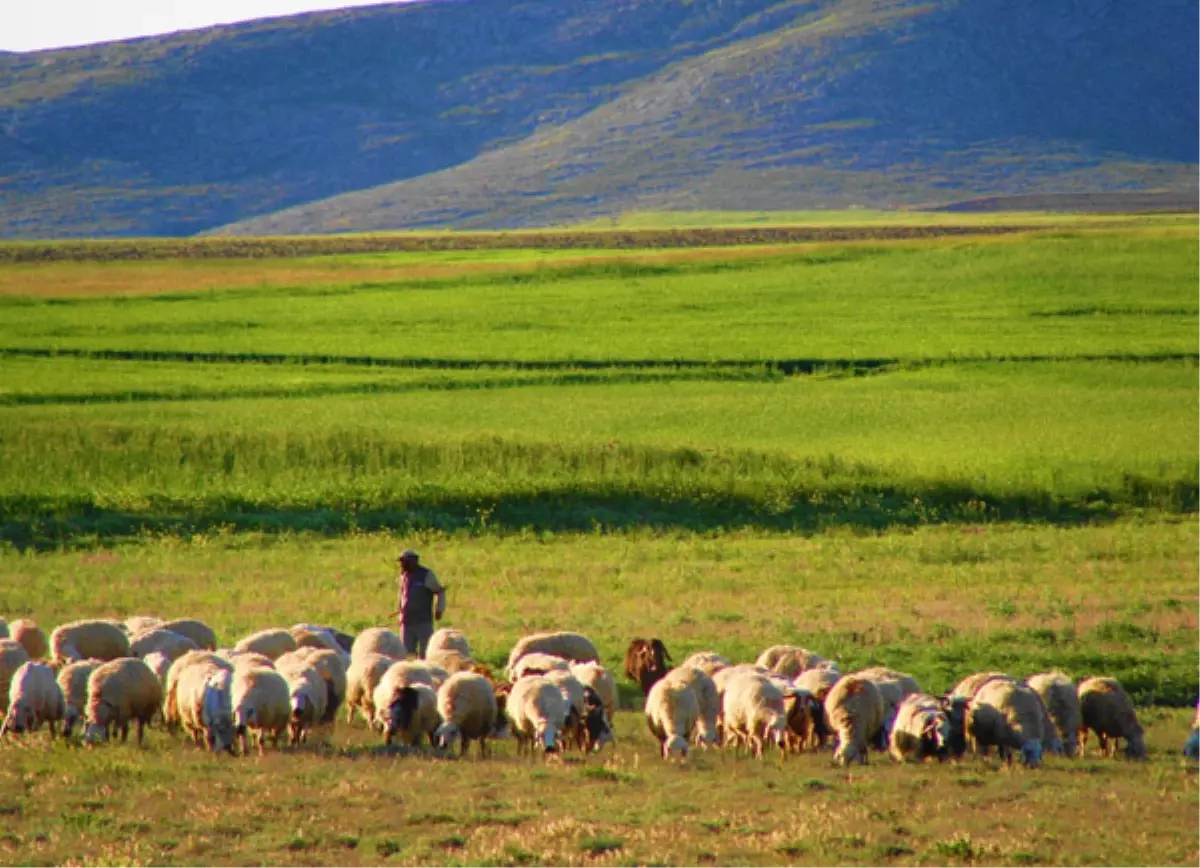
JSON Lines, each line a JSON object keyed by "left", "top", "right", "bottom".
{"left": 1, "top": 0, "right": 1196, "bottom": 238}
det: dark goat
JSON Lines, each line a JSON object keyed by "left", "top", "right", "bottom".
{"left": 385, "top": 686, "right": 423, "bottom": 747}
{"left": 623, "top": 638, "right": 672, "bottom": 696}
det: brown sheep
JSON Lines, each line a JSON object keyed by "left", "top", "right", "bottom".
{"left": 623, "top": 638, "right": 672, "bottom": 697}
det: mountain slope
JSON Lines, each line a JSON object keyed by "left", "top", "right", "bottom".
{"left": 0, "top": 0, "right": 803, "bottom": 237}
{"left": 220, "top": 0, "right": 1199, "bottom": 234}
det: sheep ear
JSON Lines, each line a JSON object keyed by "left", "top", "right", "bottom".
{"left": 653, "top": 639, "right": 672, "bottom": 662}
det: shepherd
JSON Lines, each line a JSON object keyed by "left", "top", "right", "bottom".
{"left": 394, "top": 549, "right": 447, "bottom": 659}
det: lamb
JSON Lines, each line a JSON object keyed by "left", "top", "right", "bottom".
{"left": 505, "top": 675, "right": 569, "bottom": 755}
{"left": 570, "top": 661, "right": 619, "bottom": 723}
{"left": 157, "top": 619, "right": 217, "bottom": 651}
{"left": 660, "top": 666, "right": 719, "bottom": 747}
{"left": 889, "top": 694, "right": 951, "bottom": 763}
{"left": 1, "top": 662, "right": 65, "bottom": 738}
{"left": 234, "top": 628, "right": 298, "bottom": 660}
{"left": 57, "top": 658, "right": 104, "bottom": 738}
{"left": 755, "top": 645, "right": 825, "bottom": 678}
{"left": 84, "top": 658, "right": 164, "bottom": 745}
{"left": 511, "top": 652, "right": 572, "bottom": 681}
{"left": 345, "top": 652, "right": 395, "bottom": 725}
{"left": 1077, "top": 677, "right": 1147, "bottom": 760}
{"left": 1027, "top": 672, "right": 1082, "bottom": 757}
{"left": 623, "top": 638, "right": 672, "bottom": 696}
{"left": 427, "top": 628, "right": 471, "bottom": 659}
{"left": 722, "top": 671, "right": 789, "bottom": 758}
{"left": 505, "top": 632, "right": 600, "bottom": 676}
{"left": 0, "top": 639, "right": 31, "bottom": 713}
{"left": 679, "top": 651, "right": 731, "bottom": 678}
{"left": 231, "top": 666, "right": 291, "bottom": 756}
{"left": 9, "top": 619, "right": 49, "bottom": 661}
{"left": 434, "top": 672, "right": 497, "bottom": 758}
{"left": 794, "top": 665, "right": 841, "bottom": 750}
{"left": 129, "top": 628, "right": 200, "bottom": 661}
{"left": 274, "top": 656, "right": 328, "bottom": 746}
{"left": 176, "top": 663, "right": 236, "bottom": 753}
{"left": 644, "top": 676, "right": 700, "bottom": 759}
{"left": 967, "top": 679, "right": 1046, "bottom": 767}
{"left": 825, "top": 674, "right": 886, "bottom": 766}
{"left": 380, "top": 683, "right": 440, "bottom": 748}
{"left": 163, "top": 651, "right": 233, "bottom": 734}
{"left": 50, "top": 620, "right": 130, "bottom": 664}
{"left": 288, "top": 647, "right": 348, "bottom": 724}
{"left": 350, "top": 628, "right": 405, "bottom": 662}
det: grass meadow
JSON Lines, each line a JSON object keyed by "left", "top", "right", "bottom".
{"left": 0, "top": 218, "right": 1196, "bottom": 865}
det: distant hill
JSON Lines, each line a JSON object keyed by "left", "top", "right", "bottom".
{"left": 1, "top": 0, "right": 1196, "bottom": 238}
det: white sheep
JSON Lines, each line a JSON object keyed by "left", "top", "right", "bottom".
{"left": 350, "top": 628, "right": 405, "bottom": 662}
{"left": 660, "top": 666, "right": 719, "bottom": 748}
{"left": 968, "top": 679, "right": 1046, "bottom": 767}
{"left": 794, "top": 665, "right": 841, "bottom": 750}
{"left": 51, "top": 620, "right": 130, "bottom": 664}
{"left": 425, "top": 648, "right": 476, "bottom": 674}
{"left": 163, "top": 651, "right": 233, "bottom": 734}
{"left": 124, "top": 616, "right": 164, "bottom": 636}
{"left": 57, "top": 658, "right": 103, "bottom": 738}
{"left": 371, "top": 661, "right": 440, "bottom": 733}
{"left": 231, "top": 666, "right": 291, "bottom": 756}
{"left": 511, "top": 652, "right": 572, "bottom": 681}
{"left": 889, "top": 693, "right": 951, "bottom": 763}
{"left": 1077, "top": 676, "right": 1147, "bottom": 760}
{"left": 949, "top": 671, "right": 1014, "bottom": 700}
{"left": 721, "top": 671, "right": 788, "bottom": 758}
{"left": 274, "top": 656, "right": 328, "bottom": 746}
{"left": 234, "top": 628, "right": 298, "bottom": 660}
{"left": 543, "top": 668, "right": 612, "bottom": 752}
{"left": 216, "top": 649, "right": 276, "bottom": 670}
{"left": 427, "top": 628, "right": 471, "bottom": 659}
{"left": 345, "top": 652, "right": 395, "bottom": 725}
{"left": 755, "top": 645, "right": 826, "bottom": 678}
{"left": 505, "top": 675, "right": 569, "bottom": 756}
{"left": 380, "top": 683, "right": 440, "bottom": 748}
{"left": 1027, "top": 671, "right": 1082, "bottom": 757}
{"left": 1, "top": 662, "right": 65, "bottom": 738}
{"left": 9, "top": 619, "right": 49, "bottom": 660}
{"left": 505, "top": 632, "right": 600, "bottom": 676}
{"left": 857, "top": 667, "right": 922, "bottom": 747}
{"left": 290, "top": 626, "right": 346, "bottom": 657}
{"left": 644, "top": 676, "right": 699, "bottom": 759}
{"left": 157, "top": 619, "right": 217, "bottom": 651}
{"left": 129, "top": 628, "right": 200, "bottom": 661}
{"left": 141, "top": 651, "right": 173, "bottom": 686}
{"left": 679, "top": 651, "right": 731, "bottom": 678}
{"left": 0, "top": 639, "right": 31, "bottom": 713}
{"left": 288, "top": 647, "right": 348, "bottom": 724}
{"left": 85, "top": 658, "right": 164, "bottom": 745}
{"left": 825, "top": 674, "right": 886, "bottom": 766}
{"left": 570, "top": 661, "right": 619, "bottom": 724}
{"left": 177, "top": 663, "right": 236, "bottom": 753}
{"left": 435, "top": 672, "right": 497, "bottom": 758}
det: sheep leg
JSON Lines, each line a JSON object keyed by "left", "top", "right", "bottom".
{"left": 120, "top": 722, "right": 130, "bottom": 743}
{"left": 136, "top": 719, "right": 147, "bottom": 747}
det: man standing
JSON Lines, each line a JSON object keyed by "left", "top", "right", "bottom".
{"left": 396, "top": 549, "right": 446, "bottom": 658}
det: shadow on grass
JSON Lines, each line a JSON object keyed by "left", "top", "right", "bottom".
{"left": 6, "top": 475, "right": 1194, "bottom": 552}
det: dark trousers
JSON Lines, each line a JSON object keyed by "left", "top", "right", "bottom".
{"left": 402, "top": 621, "right": 434, "bottom": 658}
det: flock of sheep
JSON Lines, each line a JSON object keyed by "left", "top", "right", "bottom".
{"left": 1, "top": 616, "right": 1197, "bottom": 767}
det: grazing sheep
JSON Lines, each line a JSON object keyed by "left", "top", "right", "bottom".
{"left": 679, "top": 651, "right": 731, "bottom": 678}
{"left": 124, "top": 616, "right": 164, "bottom": 636}
{"left": 9, "top": 620, "right": 49, "bottom": 661}
{"left": 427, "top": 628, "right": 472, "bottom": 659}
{"left": 570, "top": 661, "right": 619, "bottom": 723}
{"left": 940, "top": 694, "right": 971, "bottom": 759}
{"left": 274, "top": 656, "right": 328, "bottom": 746}
{"left": 1077, "top": 677, "right": 1147, "bottom": 760}
{"left": 435, "top": 672, "right": 497, "bottom": 758}
{"left": 372, "top": 661, "right": 440, "bottom": 733}
{"left": 0, "top": 639, "right": 31, "bottom": 713}
{"left": 968, "top": 679, "right": 1046, "bottom": 767}
{"left": 1, "top": 662, "right": 65, "bottom": 738}
{"left": 141, "top": 652, "right": 173, "bottom": 687}
{"left": 163, "top": 651, "right": 233, "bottom": 734}
{"left": 157, "top": 619, "right": 217, "bottom": 652}
{"left": 50, "top": 620, "right": 130, "bottom": 664}
{"left": 85, "top": 658, "right": 164, "bottom": 745}
{"left": 350, "top": 628, "right": 405, "bottom": 662}
{"left": 722, "top": 671, "right": 789, "bottom": 758}
{"left": 825, "top": 675, "right": 886, "bottom": 767}
{"left": 512, "top": 652, "right": 572, "bottom": 680}
{"left": 57, "top": 658, "right": 103, "bottom": 738}
{"left": 755, "top": 645, "right": 825, "bottom": 678}
{"left": 231, "top": 666, "right": 291, "bottom": 756}
{"left": 290, "top": 627, "right": 346, "bottom": 657}
{"left": 288, "top": 647, "right": 348, "bottom": 724}
{"left": 380, "top": 683, "right": 440, "bottom": 748}
{"left": 795, "top": 665, "right": 841, "bottom": 750}
{"left": 541, "top": 668, "right": 612, "bottom": 753}
{"left": 950, "top": 671, "right": 1014, "bottom": 701}
{"left": 505, "top": 675, "right": 569, "bottom": 756}
{"left": 1184, "top": 702, "right": 1199, "bottom": 760}
{"left": 234, "top": 628, "right": 298, "bottom": 661}
{"left": 1027, "top": 672, "right": 1082, "bottom": 757}
{"left": 129, "top": 628, "right": 200, "bottom": 661}
{"left": 644, "top": 676, "right": 700, "bottom": 759}
{"left": 858, "top": 667, "right": 922, "bottom": 748}
{"left": 505, "top": 632, "right": 600, "bottom": 676}
{"left": 623, "top": 638, "right": 672, "bottom": 696}
{"left": 425, "top": 649, "right": 476, "bottom": 674}
{"left": 345, "top": 652, "right": 395, "bottom": 725}
{"left": 216, "top": 649, "right": 275, "bottom": 670}
{"left": 889, "top": 694, "right": 951, "bottom": 763}
{"left": 660, "top": 666, "right": 720, "bottom": 748}
{"left": 782, "top": 690, "right": 817, "bottom": 754}
{"left": 177, "top": 663, "right": 236, "bottom": 753}
{"left": 290, "top": 624, "right": 355, "bottom": 655}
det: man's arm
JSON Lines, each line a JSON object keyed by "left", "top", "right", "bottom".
{"left": 396, "top": 580, "right": 405, "bottom": 623}
{"left": 427, "top": 571, "right": 447, "bottom": 620}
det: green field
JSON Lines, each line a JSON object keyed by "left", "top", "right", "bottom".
{"left": 0, "top": 220, "right": 1197, "bottom": 866}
